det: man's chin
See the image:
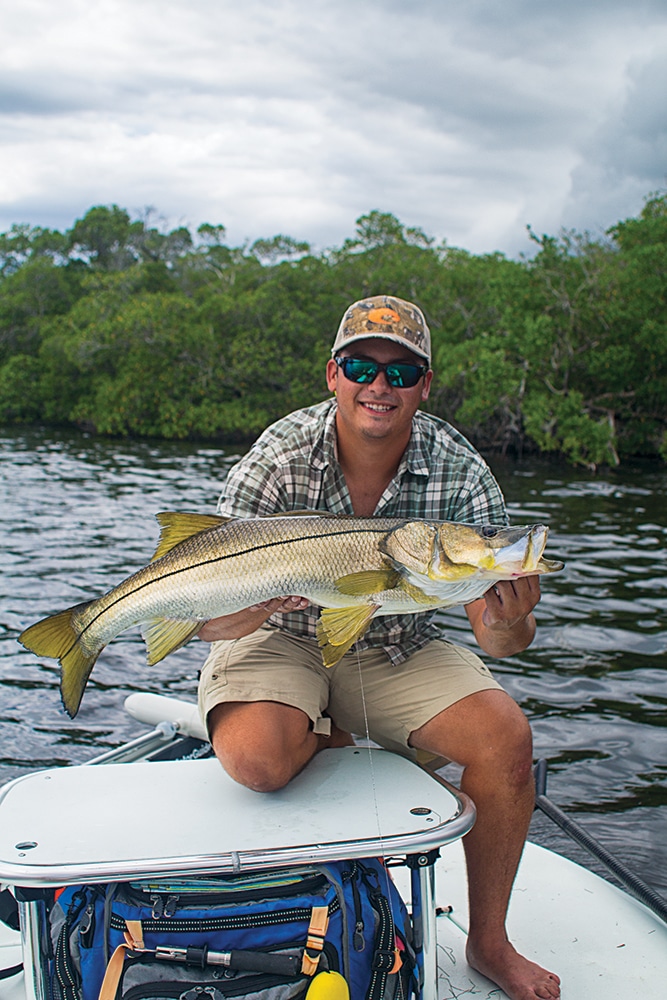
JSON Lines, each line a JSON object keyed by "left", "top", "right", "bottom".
{"left": 358, "top": 420, "right": 395, "bottom": 440}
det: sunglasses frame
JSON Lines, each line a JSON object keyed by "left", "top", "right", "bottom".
{"left": 334, "top": 355, "right": 429, "bottom": 388}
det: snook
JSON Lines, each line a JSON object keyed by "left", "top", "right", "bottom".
{"left": 19, "top": 511, "right": 563, "bottom": 717}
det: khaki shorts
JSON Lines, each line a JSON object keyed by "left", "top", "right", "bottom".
{"left": 198, "top": 627, "right": 503, "bottom": 758}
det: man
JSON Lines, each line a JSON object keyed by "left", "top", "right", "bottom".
{"left": 198, "top": 295, "right": 561, "bottom": 1000}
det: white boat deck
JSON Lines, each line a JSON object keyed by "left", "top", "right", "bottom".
{"left": 396, "top": 837, "right": 667, "bottom": 999}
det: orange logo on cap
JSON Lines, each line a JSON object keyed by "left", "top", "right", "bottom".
{"left": 368, "top": 308, "right": 400, "bottom": 325}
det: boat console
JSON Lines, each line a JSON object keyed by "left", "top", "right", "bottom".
{"left": 0, "top": 739, "right": 474, "bottom": 1000}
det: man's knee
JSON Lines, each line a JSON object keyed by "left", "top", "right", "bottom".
{"left": 207, "top": 700, "right": 316, "bottom": 793}
{"left": 218, "top": 750, "right": 300, "bottom": 793}
{"left": 411, "top": 690, "right": 534, "bottom": 776}
{"left": 470, "top": 696, "right": 534, "bottom": 785}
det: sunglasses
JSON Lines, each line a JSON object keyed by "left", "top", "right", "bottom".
{"left": 334, "top": 355, "right": 429, "bottom": 388}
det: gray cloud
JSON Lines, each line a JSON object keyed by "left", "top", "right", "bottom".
{"left": 0, "top": 0, "right": 665, "bottom": 255}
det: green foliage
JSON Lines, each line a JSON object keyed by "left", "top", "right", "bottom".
{"left": 0, "top": 355, "right": 44, "bottom": 422}
{"left": 0, "top": 196, "right": 665, "bottom": 466}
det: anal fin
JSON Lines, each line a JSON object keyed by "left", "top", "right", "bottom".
{"left": 316, "top": 604, "right": 380, "bottom": 667}
{"left": 397, "top": 579, "right": 442, "bottom": 605}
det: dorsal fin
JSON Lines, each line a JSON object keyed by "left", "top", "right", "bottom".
{"left": 265, "top": 509, "right": 338, "bottom": 518}
{"left": 152, "top": 511, "right": 232, "bottom": 561}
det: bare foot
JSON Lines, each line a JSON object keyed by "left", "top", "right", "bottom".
{"left": 466, "top": 939, "right": 561, "bottom": 1000}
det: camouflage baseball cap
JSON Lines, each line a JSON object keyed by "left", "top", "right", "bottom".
{"left": 331, "top": 295, "right": 431, "bottom": 364}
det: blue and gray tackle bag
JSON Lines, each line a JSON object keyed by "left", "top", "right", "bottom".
{"left": 50, "top": 860, "right": 416, "bottom": 1000}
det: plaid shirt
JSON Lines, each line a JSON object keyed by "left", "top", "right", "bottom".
{"left": 217, "top": 398, "right": 508, "bottom": 663}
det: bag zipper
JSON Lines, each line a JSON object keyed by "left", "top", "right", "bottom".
{"left": 120, "top": 972, "right": 308, "bottom": 1000}
{"left": 121, "top": 875, "right": 329, "bottom": 913}
{"left": 110, "top": 897, "right": 340, "bottom": 936}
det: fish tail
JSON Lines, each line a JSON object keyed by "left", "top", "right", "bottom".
{"left": 19, "top": 602, "right": 102, "bottom": 718}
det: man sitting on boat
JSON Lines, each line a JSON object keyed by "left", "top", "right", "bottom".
{"left": 197, "top": 295, "right": 561, "bottom": 1000}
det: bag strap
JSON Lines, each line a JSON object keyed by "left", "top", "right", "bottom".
{"left": 54, "top": 889, "right": 90, "bottom": 1000}
{"left": 98, "top": 920, "right": 145, "bottom": 1000}
{"left": 356, "top": 865, "right": 403, "bottom": 1000}
{"left": 301, "top": 905, "right": 330, "bottom": 976}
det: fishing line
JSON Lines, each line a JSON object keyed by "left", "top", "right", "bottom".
{"left": 353, "top": 648, "right": 398, "bottom": 927}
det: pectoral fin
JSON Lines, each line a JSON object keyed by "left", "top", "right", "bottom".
{"left": 335, "top": 569, "right": 400, "bottom": 596}
{"left": 397, "top": 579, "right": 442, "bottom": 605}
{"left": 152, "top": 512, "right": 231, "bottom": 560}
{"left": 141, "top": 617, "right": 203, "bottom": 664}
{"left": 316, "top": 604, "right": 380, "bottom": 667}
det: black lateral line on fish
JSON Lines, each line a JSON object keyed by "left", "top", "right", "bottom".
{"left": 57, "top": 525, "right": 392, "bottom": 659}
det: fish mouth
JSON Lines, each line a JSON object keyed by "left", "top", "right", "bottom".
{"left": 493, "top": 525, "right": 549, "bottom": 574}
{"left": 429, "top": 523, "right": 552, "bottom": 580}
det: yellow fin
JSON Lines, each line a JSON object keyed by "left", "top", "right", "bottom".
{"left": 316, "top": 604, "right": 380, "bottom": 667}
{"left": 397, "top": 579, "right": 441, "bottom": 605}
{"left": 19, "top": 602, "right": 101, "bottom": 719}
{"left": 335, "top": 569, "right": 400, "bottom": 596}
{"left": 434, "top": 561, "right": 479, "bottom": 581}
{"left": 152, "top": 512, "right": 231, "bottom": 561}
{"left": 142, "top": 617, "right": 203, "bottom": 665}
{"left": 266, "top": 509, "right": 338, "bottom": 518}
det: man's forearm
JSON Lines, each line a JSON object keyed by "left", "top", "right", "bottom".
{"left": 466, "top": 577, "right": 540, "bottom": 658}
{"left": 198, "top": 606, "right": 275, "bottom": 642}
{"left": 472, "top": 611, "right": 536, "bottom": 658}
{"left": 198, "top": 596, "right": 310, "bottom": 642}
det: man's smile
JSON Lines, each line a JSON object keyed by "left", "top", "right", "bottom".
{"left": 360, "top": 401, "right": 396, "bottom": 412}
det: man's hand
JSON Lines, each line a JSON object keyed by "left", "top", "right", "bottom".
{"left": 482, "top": 576, "right": 541, "bottom": 630}
{"left": 198, "top": 596, "right": 310, "bottom": 642}
{"left": 465, "top": 576, "right": 540, "bottom": 657}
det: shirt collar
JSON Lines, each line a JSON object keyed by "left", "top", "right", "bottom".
{"left": 400, "top": 414, "right": 431, "bottom": 478}
{"left": 310, "top": 398, "right": 338, "bottom": 471}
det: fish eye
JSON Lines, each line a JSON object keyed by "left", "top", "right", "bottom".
{"left": 481, "top": 526, "right": 499, "bottom": 538}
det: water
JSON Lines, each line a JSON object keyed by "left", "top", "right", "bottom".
{"left": 1, "top": 428, "right": 665, "bottom": 895}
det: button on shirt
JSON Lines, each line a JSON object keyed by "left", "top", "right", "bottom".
{"left": 217, "top": 398, "right": 508, "bottom": 664}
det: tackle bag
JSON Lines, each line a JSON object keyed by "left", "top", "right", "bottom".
{"left": 50, "top": 860, "right": 416, "bottom": 1000}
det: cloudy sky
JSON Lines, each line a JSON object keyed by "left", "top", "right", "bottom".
{"left": 1, "top": 0, "right": 666, "bottom": 257}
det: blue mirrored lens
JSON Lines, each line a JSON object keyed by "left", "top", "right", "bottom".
{"left": 336, "top": 357, "right": 425, "bottom": 387}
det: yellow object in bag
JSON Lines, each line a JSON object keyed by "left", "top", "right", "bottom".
{"left": 305, "top": 970, "right": 350, "bottom": 1000}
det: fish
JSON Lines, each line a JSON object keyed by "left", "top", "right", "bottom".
{"left": 19, "top": 511, "right": 563, "bottom": 717}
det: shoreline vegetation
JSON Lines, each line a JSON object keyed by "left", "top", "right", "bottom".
{"left": 0, "top": 195, "right": 665, "bottom": 468}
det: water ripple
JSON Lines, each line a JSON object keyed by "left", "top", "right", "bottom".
{"left": 2, "top": 435, "right": 666, "bottom": 892}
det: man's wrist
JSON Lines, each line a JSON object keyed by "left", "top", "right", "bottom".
{"left": 480, "top": 613, "right": 536, "bottom": 656}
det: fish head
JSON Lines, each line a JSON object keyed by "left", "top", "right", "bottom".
{"left": 434, "top": 522, "right": 563, "bottom": 580}
{"left": 381, "top": 520, "right": 563, "bottom": 588}
{"left": 380, "top": 521, "right": 439, "bottom": 577}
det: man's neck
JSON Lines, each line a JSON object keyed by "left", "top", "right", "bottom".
{"left": 334, "top": 418, "right": 411, "bottom": 517}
